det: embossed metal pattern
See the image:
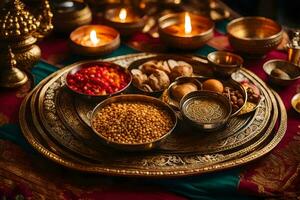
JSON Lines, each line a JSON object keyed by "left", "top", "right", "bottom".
{"left": 19, "top": 53, "right": 287, "bottom": 177}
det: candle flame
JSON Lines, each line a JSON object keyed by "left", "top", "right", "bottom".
{"left": 90, "top": 30, "right": 100, "bottom": 46}
{"left": 119, "top": 8, "right": 127, "bottom": 22}
{"left": 184, "top": 12, "right": 192, "bottom": 34}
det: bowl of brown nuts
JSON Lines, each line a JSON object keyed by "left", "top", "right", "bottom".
{"left": 128, "top": 55, "right": 198, "bottom": 96}
{"left": 90, "top": 94, "right": 177, "bottom": 151}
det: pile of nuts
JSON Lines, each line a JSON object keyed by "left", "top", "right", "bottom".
{"left": 91, "top": 102, "right": 174, "bottom": 144}
{"left": 131, "top": 59, "right": 193, "bottom": 92}
{"left": 66, "top": 64, "right": 130, "bottom": 96}
{"left": 223, "top": 86, "right": 244, "bottom": 112}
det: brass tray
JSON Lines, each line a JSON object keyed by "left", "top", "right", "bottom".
{"left": 19, "top": 53, "right": 287, "bottom": 177}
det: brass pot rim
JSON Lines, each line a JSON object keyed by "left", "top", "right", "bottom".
{"left": 226, "top": 16, "right": 283, "bottom": 41}
{"left": 158, "top": 12, "right": 215, "bottom": 38}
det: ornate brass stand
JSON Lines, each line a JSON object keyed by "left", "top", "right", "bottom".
{"left": 0, "top": 47, "right": 28, "bottom": 88}
{"left": 0, "top": 0, "right": 53, "bottom": 71}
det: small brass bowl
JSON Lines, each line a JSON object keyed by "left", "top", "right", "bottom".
{"left": 104, "top": 7, "right": 146, "bottom": 36}
{"left": 263, "top": 59, "right": 300, "bottom": 86}
{"left": 52, "top": 1, "right": 92, "bottom": 33}
{"left": 158, "top": 12, "right": 214, "bottom": 49}
{"left": 69, "top": 25, "right": 120, "bottom": 56}
{"left": 90, "top": 94, "right": 177, "bottom": 151}
{"left": 65, "top": 61, "right": 132, "bottom": 101}
{"left": 207, "top": 51, "right": 243, "bottom": 78}
{"left": 180, "top": 90, "right": 232, "bottom": 131}
{"left": 291, "top": 93, "right": 300, "bottom": 114}
{"left": 227, "top": 16, "right": 283, "bottom": 56}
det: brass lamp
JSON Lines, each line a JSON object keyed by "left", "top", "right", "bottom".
{"left": 0, "top": 47, "right": 28, "bottom": 88}
{"left": 0, "top": 0, "right": 53, "bottom": 70}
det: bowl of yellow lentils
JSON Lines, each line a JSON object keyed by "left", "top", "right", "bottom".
{"left": 90, "top": 94, "right": 177, "bottom": 151}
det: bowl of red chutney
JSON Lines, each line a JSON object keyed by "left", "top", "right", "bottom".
{"left": 65, "top": 61, "right": 132, "bottom": 100}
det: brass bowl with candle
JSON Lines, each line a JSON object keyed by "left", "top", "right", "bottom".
{"left": 104, "top": 7, "right": 146, "bottom": 36}
{"left": 158, "top": 12, "right": 214, "bottom": 50}
{"left": 227, "top": 17, "right": 283, "bottom": 56}
{"left": 69, "top": 25, "right": 120, "bottom": 56}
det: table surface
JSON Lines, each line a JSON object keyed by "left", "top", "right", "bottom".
{"left": 0, "top": 16, "right": 300, "bottom": 200}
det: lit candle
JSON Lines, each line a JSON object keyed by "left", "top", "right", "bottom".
{"left": 70, "top": 25, "right": 120, "bottom": 56}
{"left": 74, "top": 29, "right": 115, "bottom": 48}
{"left": 79, "top": 30, "right": 101, "bottom": 47}
{"left": 158, "top": 12, "right": 214, "bottom": 49}
{"left": 163, "top": 12, "right": 207, "bottom": 37}
{"left": 111, "top": 7, "right": 139, "bottom": 23}
{"left": 104, "top": 7, "right": 146, "bottom": 36}
{"left": 184, "top": 12, "right": 192, "bottom": 34}
{"left": 119, "top": 8, "right": 127, "bottom": 22}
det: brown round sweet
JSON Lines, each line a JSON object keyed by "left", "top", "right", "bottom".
{"left": 171, "top": 83, "right": 198, "bottom": 101}
{"left": 202, "top": 79, "right": 224, "bottom": 93}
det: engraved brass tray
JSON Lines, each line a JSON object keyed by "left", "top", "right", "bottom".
{"left": 19, "top": 53, "right": 287, "bottom": 177}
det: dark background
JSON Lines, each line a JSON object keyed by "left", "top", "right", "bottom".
{"left": 223, "top": 0, "right": 300, "bottom": 28}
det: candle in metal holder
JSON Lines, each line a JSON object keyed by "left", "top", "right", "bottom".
{"left": 69, "top": 25, "right": 120, "bottom": 56}
{"left": 104, "top": 7, "right": 146, "bottom": 36}
{"left": 158, "top": 12, "right": 214, "bottom": 49}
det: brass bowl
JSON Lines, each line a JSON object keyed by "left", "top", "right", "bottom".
{"left": 180, "top": 90, "right": 232, "bottom": 131}
{"left": 104, "top": 7, "right": 146, "bottom": 36}
{"left": 69, "top": 25, "right": 120, "bottom": 56}
{"left": 52, "top": 1, "right": 92, "bottom": 33}
{"left": 65, "top": 61, "right": 132, "bottom": 101}
{"left": 291, "top": 93, "right": 300, "bottom": 114}
{"left": 158, "top": 12, "right": 214, "bottom": 49}
{"left": 207, "top": 51, "right": 243, "bottom": 78}
{"left": 263, "top": 59, "right": 300, "bottom": 86}
{"left": 90, "top": 94, "right": 177, "bottom": 151}
{"left": 165, "top": 76, "right": 203, "bottom": 109}
{"left": 198, "top": 77, "right": 247, "bottom": 116}
{"left": 227, "top": 16, "right": 283, "bottom": 56}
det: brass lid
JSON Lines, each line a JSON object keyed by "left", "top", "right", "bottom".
{"left": 0, "top": 0, "right": 40, "bottom": 39}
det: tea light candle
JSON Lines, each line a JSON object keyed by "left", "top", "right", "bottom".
{"left": 104, "top": 7, "right": 145, "bottom": 36}
{"left": 164, "top": 12, "right": 207, "bottom": 36}
{"left": 158, "top": 12, "right": 214, "bottom": 49}
{"left": 69, "top": 25, "right": 120, "bottom": 56}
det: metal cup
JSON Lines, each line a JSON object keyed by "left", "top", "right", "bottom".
{"left": 287, "top": 46, "right": 300, "bottom": 67}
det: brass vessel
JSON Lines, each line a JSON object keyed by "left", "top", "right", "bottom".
{"left": 0, "top": 0, "right": 53, "bottom": 71}
{"left": 227, "top": 17, "right": 283, "bottom": 56}
{"left": 0, "top": 47, "right": 28, "bottom": 88}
